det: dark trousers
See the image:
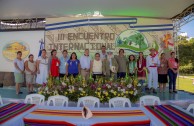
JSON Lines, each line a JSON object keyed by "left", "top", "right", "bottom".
{"left": 59, "top": 73, "right": 66, "bottom": 79}
{"left": 68, "top": 73, "right": 78, "bottom": 78}
{"left": 168, "top": 69, "right": 177, "bottom": 91}
{"left": 117, "top": 72, "right": 126, "bottom": 78}
{"left": 92, "top": 74, "right": 102, "bottom": 81}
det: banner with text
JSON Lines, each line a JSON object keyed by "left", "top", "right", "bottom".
{"left": 45, "top": 17, "right": 174, "bottom": 58}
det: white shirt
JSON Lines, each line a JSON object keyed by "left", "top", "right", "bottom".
{"left": 14, "top": 58, "right": 24, "bottom": 73}
{"left": 80, "top": 55, "right": 91, "bottom": 69}
{"left": 146, "top": 54, "right": 160, "bottom": 68}
{"left": 93, "top": 59, "right": 102, "bottom": 74}
{"left": 100, "top": 52, "right": 107, "bottom": 60}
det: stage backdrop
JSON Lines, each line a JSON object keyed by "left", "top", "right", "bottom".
{"left": 0, "top": 31, "right": 44, "bottom": 72}
{"left": 45, "top": 17, "right": 174, "bottom": 58}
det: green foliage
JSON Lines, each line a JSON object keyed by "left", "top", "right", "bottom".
{"left": 178, "top": 36, "right": 194, "bottom": 74}
{"left": 179, "top": 63, "right": 194, "bottom": 74}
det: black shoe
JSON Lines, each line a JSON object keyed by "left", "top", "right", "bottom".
{"left": 19, "top": 92, "right": 23, "bottom": 94}
{"left": 173, "top": 90, "right": 177, "bottom": 93}
{"left": 153, "top": 90, "right": 157, "bottom": 94}
{"left": 147, "top": 89, "right": 151, "bottom": 94}
{"left": 169, "top": 90, "right": 173, "bottom": 93}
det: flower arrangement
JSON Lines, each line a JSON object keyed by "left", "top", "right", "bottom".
{"left": 38, "top": 74, "right": 142, "bottom": 103}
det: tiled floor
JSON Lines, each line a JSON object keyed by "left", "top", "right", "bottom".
{"left": 0, "top": 86, "right": 194, "bottom": 108}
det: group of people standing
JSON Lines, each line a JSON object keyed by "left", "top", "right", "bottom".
{"left": 13, "top": 46, "right": 179, "bottom": 95}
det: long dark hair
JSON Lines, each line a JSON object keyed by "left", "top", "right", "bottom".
{"left": 128, "top": 55, "right": 135, "bottom": 61}
{"left": 51, "top": 49, "right": 57, "bottom": 56}
{"left": 70, "top": 52, "right": 77, "bottom": 60}
{"left": 171, "top": 51, "right": 179, "bottom": 63}
{"left": 138, "top": 52, "right": 144, "bottom": 60}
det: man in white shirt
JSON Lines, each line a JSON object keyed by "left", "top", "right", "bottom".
{"left": 99, "top": 45, "right": 107, "bottom": 60}
{"left": 146, "top": 48, "right": 160, "bottom": 94}
{"left": 80, "top": 49, "right": 91, "bottom": 80}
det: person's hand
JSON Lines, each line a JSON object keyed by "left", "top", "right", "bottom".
{"left": 37, "top": 70, "right": 40, "bottom": 74}
{"left": 66, "top": 73, "right": 68, "bottom": 76}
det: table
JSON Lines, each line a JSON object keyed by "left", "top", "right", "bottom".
{"left": 23, "top": 106, "right": 151, "bottom": 126}
{"left": 0, "top": 103, "right": 37, "bottom": 126}
{"left": 142, "top": 105, "right": 194, "bottom": 126}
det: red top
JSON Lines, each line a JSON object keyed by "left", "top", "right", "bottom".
{"left": 51, "top": 58, "right": 60, "bottom": 77}
{"left": 168, "top": 58, "right": 178, "bottom": 68}
{"left": 137, "top": 58, "right": 146, "bottom": 78}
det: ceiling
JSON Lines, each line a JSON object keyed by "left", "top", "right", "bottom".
{"left": 0, "top": 0, "right": 193, "bottom": 19}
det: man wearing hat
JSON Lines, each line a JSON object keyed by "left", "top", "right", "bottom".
{"left": 103, "top": 51, "right": 118, "bottom": 80}
{"left": 146, "top": 47, "right": 160, "bottom": 93}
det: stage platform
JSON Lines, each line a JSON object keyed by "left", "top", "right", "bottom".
{"left": 0, "top": 86, "right": 194, "bottom": 108}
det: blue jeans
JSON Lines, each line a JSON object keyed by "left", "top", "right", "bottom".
{"left": 168, "top": 69, "right": 177, "bottom": 91}
{"left": 117, "top": 72, "right": 126, "bottom": 78}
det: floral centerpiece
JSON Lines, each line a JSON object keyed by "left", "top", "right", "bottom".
{"left": 38, "top": 74, "right": 142, "bottom": 103}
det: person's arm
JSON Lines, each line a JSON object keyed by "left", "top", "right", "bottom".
{"left": 78, "top": 62, "right": 81, "bottom": 74}
{"left": 90, "top": 60, "right": 93, "bottom": 74}
{"left": 102, "top": 60, "right": 106, "bottom": 75}
{"left": 113, "top": 58, "right": 119, "bottom": 73}
{"left": 168, "top": 59, "right": 175, "bottom": 73}
{"left": 33, "top": 61, "right": 37, "bottom": 74}
{"left": 146, "top": 56, "right": 150, "bottom": 73}
{"left": 48, "top": 57, "right": 52, "bottom": 74}
{"left": 134, "top": 61, "right": 137, "bottom": 72}
{"left": 25, "top": 61, "right": 33, "bottom": 74}
{"left": 157, "top": 56, "right": 160, "bottom": 67}
{"left": 126, "top": 60, "right": 129, "bottom": 74}
{"left": 36, "top": 60, "right": 40, "bottom": 74}
{"left": 66, "top": 63, "right": 69, "bottom": 76}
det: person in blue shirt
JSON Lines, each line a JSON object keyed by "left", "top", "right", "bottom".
{"left": 59, "top": 50, "right": 69, "bottom": 78}
{"left": 66, "top": 52, "right": 80, "bottom": 77}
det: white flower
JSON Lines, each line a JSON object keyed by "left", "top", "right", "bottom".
{"left": 121, "top": 89, "right": 126, "bottom": 93}
{"left": 137, "top": 83, "right": 141, "bottom": 86}
{"left": 110, "top": 89, "right": 114, "bottom": 93}
{"left": 45, "top": 87, "right": 48, "bottom": 91}
{"left": 79, "top": 88, "right": 83, "bottom": 91}
{"left": 72, "top": 86, "right": 75, "bottom": 90}
{"left": 134, "top": 88, "right": 136, "bottom": 91}
{"left": 103, "top": 91, "right": 106, "bottom": 94}
{"left": 127, "top": 84, "right": 132, "bottom": 88}
{"left": 62, "top": 82, "right": 67, "bottom": 86}
{"left": 38, "top": 87, "right": 41, "bottom": 91}
{"left": 105, "top": 84, "right": 111, "bottom": 89}
{"left": 118, "top": 87, "right": 121, "bottom": 91}
{"left": 134, "top": 90, "right": 137, "bottom": 96}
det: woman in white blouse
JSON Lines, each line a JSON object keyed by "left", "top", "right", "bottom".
{"left": 36, "top": 49, "right": 48, "bottom": 85}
